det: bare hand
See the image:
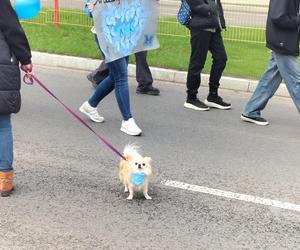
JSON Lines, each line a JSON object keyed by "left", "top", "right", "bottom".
{"left": 87, "top": 3, "right": 94, "bottom": 12}
{"left": 21, "top": 64, "right": 33, "bottom": 80}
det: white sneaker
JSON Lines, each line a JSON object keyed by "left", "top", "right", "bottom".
{"left": 120, "top": 118, "right": 142, "bottom": 136}
{"left": 79, "top": 101, "right": 104, "bottom": 123}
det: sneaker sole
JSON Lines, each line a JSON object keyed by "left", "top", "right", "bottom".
{"left": 184, "top": 102, "right": 210, "bottom": 111}
{"left": 136, "top": 90, "right": 160, "bottom": 96}
{"left": 241, "top": 115, "right": 269, "bottom": 126}
{"left": 0, "top": 187, "right": 14, "bottom": 197}
{"left": 120, "top": 127, "right": 142, "bottom": 136}
{"left": 79, "top": 106, "right": 104, "bottom": 123}
{"left": 204, "top": 99, "right": 232, "bottom": 110}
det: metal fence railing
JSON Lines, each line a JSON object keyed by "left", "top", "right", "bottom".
{"left": 24, "top": 0, "right": 269, "bottom": 44}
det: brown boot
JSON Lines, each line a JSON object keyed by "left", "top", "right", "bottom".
{"left": 0, "top": 170, "right": 14, "bottom": 197}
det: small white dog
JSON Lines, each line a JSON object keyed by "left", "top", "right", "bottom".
{"left": 119, "top": 145, "right": 153, "bottom": 200}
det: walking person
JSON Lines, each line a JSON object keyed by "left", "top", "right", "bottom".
{"left": 0, "top": 0, "right": 32, "bottom": 196}
{"left": 184, "top": 0, "right": 231, "bottom": 111}
{"left": 80, "top": 0, "right": 159, "bottom": 136}
{"left": 85, "top": 1, "right": 160, "bottom": 96}
{"left": 241, "top": 0, "right": 300, "bottom": 125}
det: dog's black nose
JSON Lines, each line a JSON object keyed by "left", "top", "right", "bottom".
{"left": 138, "top": 164, "right": 142, "bottom": 169}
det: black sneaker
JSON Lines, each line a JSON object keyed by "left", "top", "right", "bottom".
{"left": 204, "top": 95, "right": 231, "bottom": 110}
{"left": 87, "top": 69, "right": 109, "bottom": 89}
{"left": 136, "top": 86, "right": 160, "bottom": 96}
{"left": 87, "top": 73, "right": 99, "bottom": 89}
{"left": 184, "top": 98, "right": 210, "bottom": 111}
{"left": 241, "top": 114, "right": 269, "bottom": 126}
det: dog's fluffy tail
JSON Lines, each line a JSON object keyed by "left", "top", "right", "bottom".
{"left": 123, "top": 144, "right": 141, "bottom": 160}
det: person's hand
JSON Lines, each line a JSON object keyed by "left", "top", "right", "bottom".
{"left": 87, "top": 3, "right": 94, "bottom": 12}
{"left": 21, "top": 64, "right": 33, "bottom": 81}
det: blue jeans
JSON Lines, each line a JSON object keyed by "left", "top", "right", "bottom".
{"left": 244, "top": 52, "right": 300, "bottom": 117}
{"left": 88, "top": 56, "right": 132, "bottom": 121}
{"left": 0, "top": 115, "right": 13, "bottom": 172}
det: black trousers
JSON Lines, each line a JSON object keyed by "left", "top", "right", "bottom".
{"left": 186, "top": 29, "right": 227, "bottom": 100}
{"left": 92, "top": 51, "right": 153, "bottom": 89}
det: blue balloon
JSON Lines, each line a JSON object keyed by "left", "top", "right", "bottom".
{"left": 14, "top": 0, "right": 40, "bottom": 20}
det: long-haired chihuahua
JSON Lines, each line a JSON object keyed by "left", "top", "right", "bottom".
{"left": 119, "top": 145, "right": 153, "bottom": 200}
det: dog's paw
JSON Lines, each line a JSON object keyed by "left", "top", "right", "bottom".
{"left": 126, "top": 195, "right": 133, "bottom": 200}
{"left": 124, "top": 187, "right": 129, "bottom": 193}
{"left": 144, "top": 195, "right": 152, "bottom": 200}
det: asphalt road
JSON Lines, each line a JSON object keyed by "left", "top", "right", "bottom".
{"left": 0, "top": 65, "right": 299, "bottom": 249}
{"left": 41, "top": 0, "right": 268, "bottom": 28}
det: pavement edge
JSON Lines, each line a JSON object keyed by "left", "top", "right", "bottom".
{"left": 32, "top": 51, "right": 289, "bottom": 98}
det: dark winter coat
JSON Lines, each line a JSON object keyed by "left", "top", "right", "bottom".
{"left": 0, "top": 0, "right": 31, "bottom": 115}
{"left": 266, "top": 0, "right": 300, "bottom": 56}
{"left": 186, "top": 0, "right": 226, "bottom": 30}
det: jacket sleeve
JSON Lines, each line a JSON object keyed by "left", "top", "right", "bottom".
{"left": 270, "top": 0, "right": 300, "bottom": 29}
{"left": 186, "top": 0, "right": 211, "bottom": 17}
{"left": 0, "top": 0, "right": 32, "bottom": 65}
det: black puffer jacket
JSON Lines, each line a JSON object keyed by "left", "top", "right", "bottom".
{"left": 0, "top": 0, "right": 31, "bottom": 115}
{"left": 186, "top": 0, "right": 226, "bottom": 30}
{"left": 266, "top": 0, "right": 300, "bottom": 56}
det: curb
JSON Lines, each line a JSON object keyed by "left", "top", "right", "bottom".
{"left": 32, "top": 51, "right": 289, "bottom": 98}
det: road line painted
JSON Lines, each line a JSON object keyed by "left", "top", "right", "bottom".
{"left": 162, "top": 180, "right": 300, "bottom": 213}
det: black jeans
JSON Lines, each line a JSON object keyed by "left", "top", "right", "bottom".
{"left": 135, "top": 51, "right": 153, "bottom": 89}
{"left": 186, "top": 29, "right": 227, "bottom": 100}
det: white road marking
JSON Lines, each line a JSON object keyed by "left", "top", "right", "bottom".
{"left": 162, "top": 180, "right": 300, "bottom": 213}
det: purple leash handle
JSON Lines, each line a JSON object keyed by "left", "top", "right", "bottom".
{"left": 22, "top": 71, "right": 127, "bottom": 161}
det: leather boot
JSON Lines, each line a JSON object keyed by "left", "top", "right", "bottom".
{"left": 0, "top": 170, "right": 14, "bottom": 197}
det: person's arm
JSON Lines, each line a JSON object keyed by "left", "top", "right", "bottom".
{"left": 270, "top": 0, "right": 300, "bottom": 29}
{"left": 84, "top": 1, "right": 93, "bottom": 18}
{"left": 0, "top": 0, "right": 31, "bottom": 65}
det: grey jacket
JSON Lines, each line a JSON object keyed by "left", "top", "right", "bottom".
{"left": 0, "top": 0, "right": 31, "bottom": 115}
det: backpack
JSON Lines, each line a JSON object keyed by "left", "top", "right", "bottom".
{"left": 177, "top": 0, "right": 191, "bottom": 27}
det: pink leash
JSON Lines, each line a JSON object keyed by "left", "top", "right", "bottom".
{"left": 22, "top": 69, "right": 127, "bottom": 161}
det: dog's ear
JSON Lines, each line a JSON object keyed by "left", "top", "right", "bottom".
{"left": 144, "top": 157, "right": 152, "bottom": 164}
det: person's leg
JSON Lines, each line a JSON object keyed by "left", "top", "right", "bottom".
{"left": 242, "top": 53, "right": 282, "bottom": 123}
{"left": 81, "top": 57, "right": 141, "bottom": 135}
{"left": 204, "top": 31, "right": 231, "bottom": 110}
{"left": 207, "top": 31, "right": 227, "bottom": 96}
{"left": 186, "top": 30, "right": 211, "bottom": 100}
{"left": 87, "top": 61, "right": 109, "bottom": 88}
{"left": 184, "top": 30, "right": 211, "bottom": 111}
{"left": 87, "top": 34, "right": 109, "bottom": 87}
{"left": 135, "top": 51, "right": 159, "bottom": 95}
{"left": 274, "top": 53, "right": 300, "bottom": 114}
{"left": 80, "top": 71, "right": 115, "bottom": 123}
{"left": 0, "top": 114, "right": 14, "bottom": 197}
{"left": 107, "top": 57, "right": 141, "bottom": 135}
{"left": 0, "top": 115, "right": 13, "bottom": 173}
{"left": 109, "top": 56, "right": 132, "bottom": 121}
{"left": 88, "top": 75, "right": 115, "bottom": 108}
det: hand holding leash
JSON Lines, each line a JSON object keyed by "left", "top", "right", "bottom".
{"left": 21, "top": 63, "right": 33, "bottom": 85}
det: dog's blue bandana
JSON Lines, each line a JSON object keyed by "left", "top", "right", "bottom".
{"left": 130, "top": 173, "right": 145, "bottom": 186}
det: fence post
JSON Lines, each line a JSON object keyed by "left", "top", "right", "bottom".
{"left": 54, "top": 0, "right": 59, "bottom": 27}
